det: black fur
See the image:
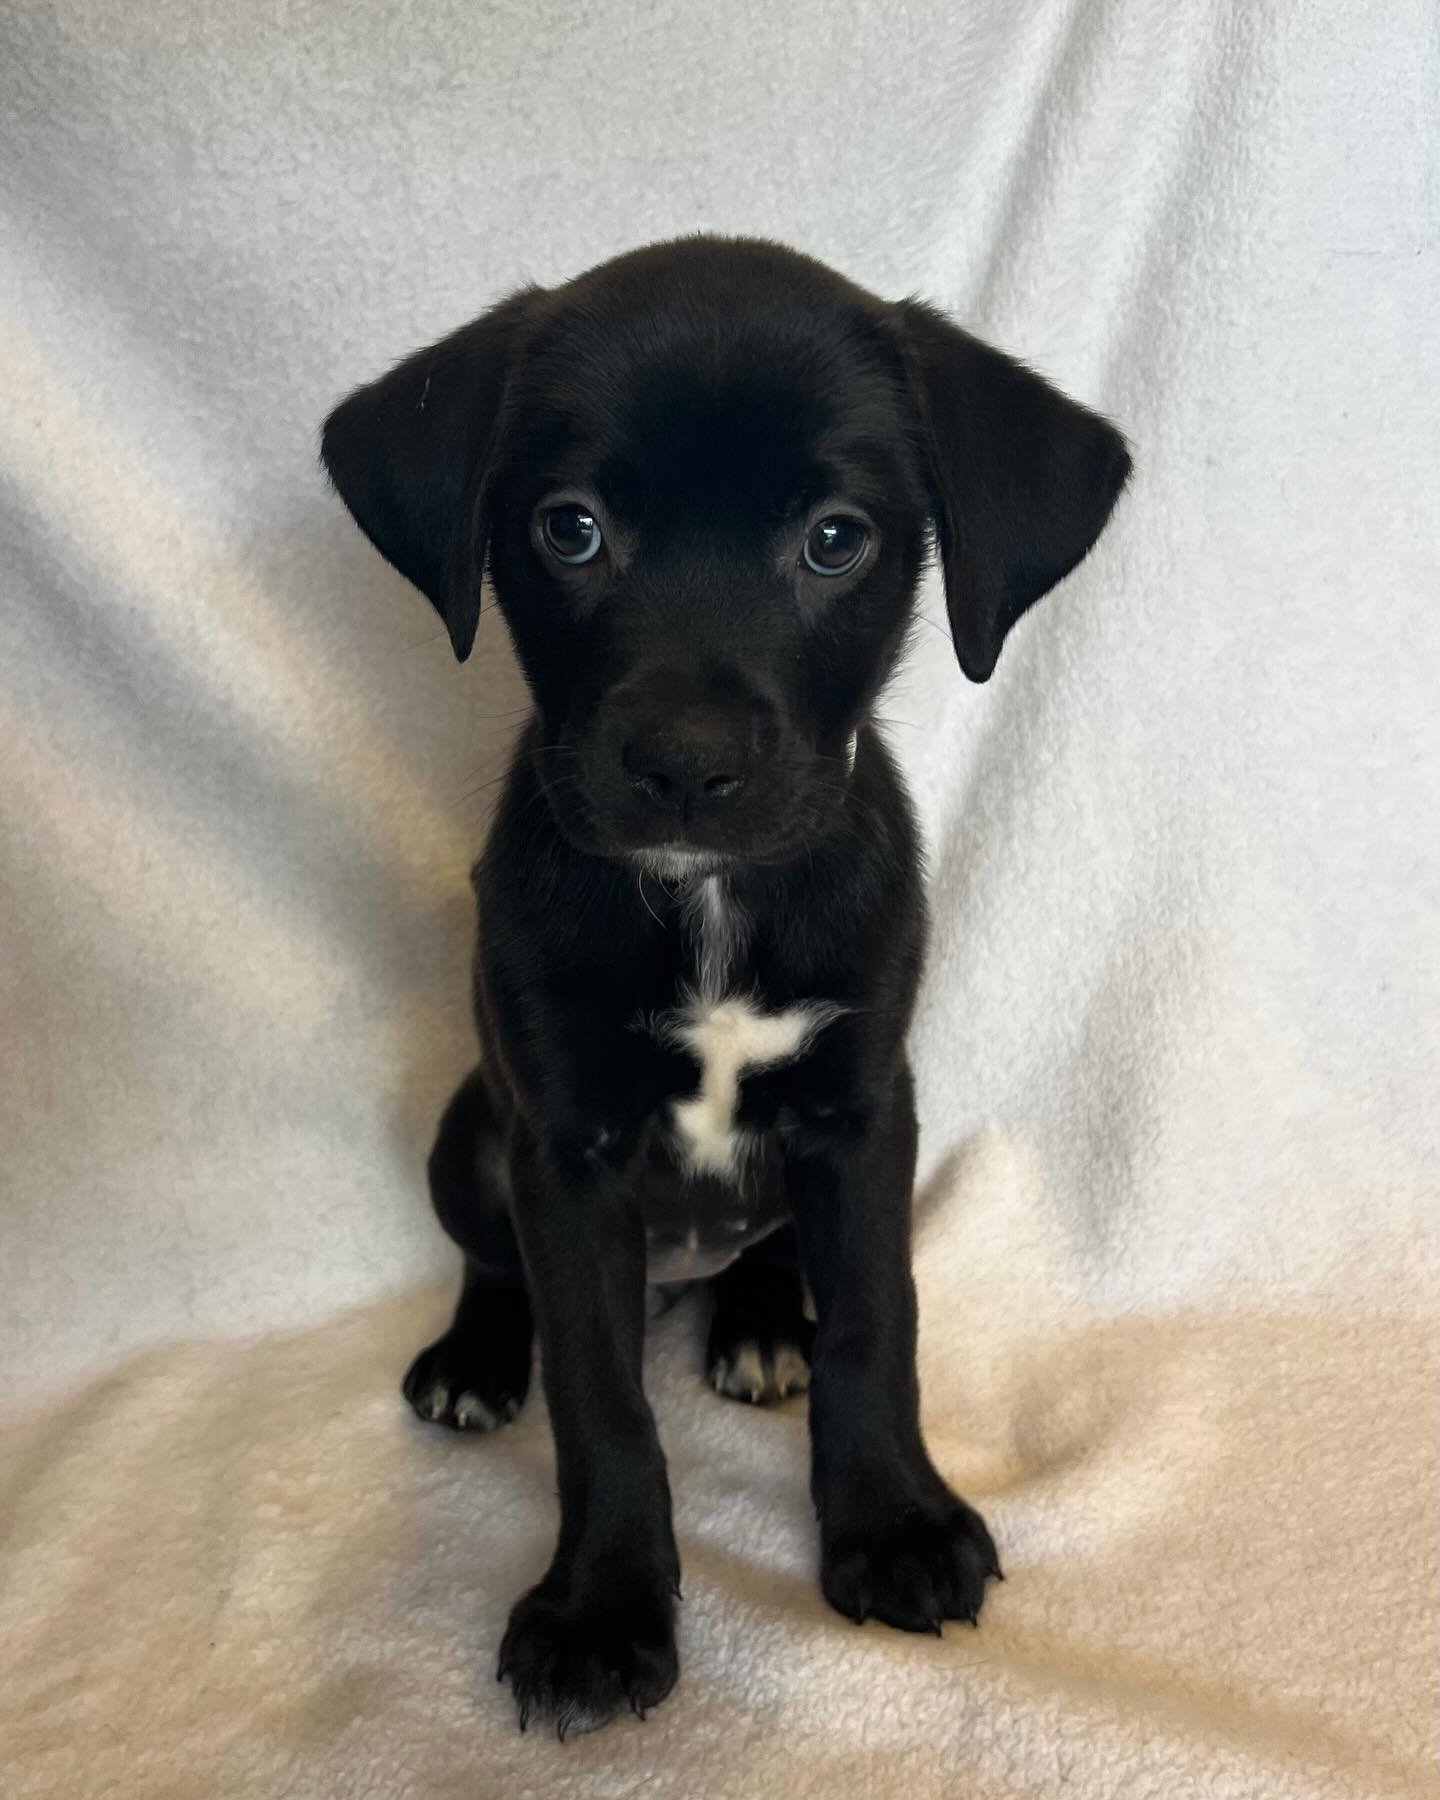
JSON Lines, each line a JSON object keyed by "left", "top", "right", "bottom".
{"left": 321, "top": 235, "right": 1130, "bottom": 1737}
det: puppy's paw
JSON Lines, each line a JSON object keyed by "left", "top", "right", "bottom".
{"left": 402, "top": 1330, "right": 527, "bottom": 1432}
{"left": 708, "top": 1336, "right": 811, "bottom": 1405}
{"left": 822, "top": 1493, "right": 1001, "bottom": 1633}
{"left": 497, "top": 1577, "right": 678, "bottom": 1738}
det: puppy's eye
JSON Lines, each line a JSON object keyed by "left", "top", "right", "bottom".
{"left": 803, "top": 516, "right": 868, "bottom": 576}
{"left": 542, "top": 505, "right": 603, "bottom": 565}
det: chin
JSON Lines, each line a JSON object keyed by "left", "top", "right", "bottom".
{"left": 625, "top": 846, "right": 736, "bottom": 881}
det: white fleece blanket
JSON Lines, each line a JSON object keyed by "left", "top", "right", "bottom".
{"left": 2, "top": 2, "right": 1436, "bottom": 1795}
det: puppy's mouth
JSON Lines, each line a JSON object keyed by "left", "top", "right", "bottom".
{"left": 534, "top": 716, "right": 850, "bottom": 873}
{"left": 541, "top": 770, "right": 812, "bottom": 874}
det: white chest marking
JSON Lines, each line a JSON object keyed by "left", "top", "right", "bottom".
{"left": 685, "top": 874, "right": 745, "bottom": 1003}
{"left": 657, "top": 876, "right": 843, "bottom": 1178}
{"left": 670, "top": 996, "right": 838, "bottom": 1176}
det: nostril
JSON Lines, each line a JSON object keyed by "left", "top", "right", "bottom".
{"left": 632, "top": 770, "right": 674, "bottom": 803}
{"left": 621, "top": 736, "right": 746, "bottom": 808}
{"left": 621, "top": 741, "right": 675, "bottom": 806}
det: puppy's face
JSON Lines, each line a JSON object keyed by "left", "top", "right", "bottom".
{"left": 485, "top": 254, "right": 929, "bottom": 869}
{"left": 322, "top": 239, "right": 1131, "bottom": 870}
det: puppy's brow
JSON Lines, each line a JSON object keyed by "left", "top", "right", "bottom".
{"left": 590, "top": 454, "right": 644, "bottom": 522}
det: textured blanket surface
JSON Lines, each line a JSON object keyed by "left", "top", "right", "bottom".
{"left": 2, "top": 2, "right": 1436, "bottom": 1795}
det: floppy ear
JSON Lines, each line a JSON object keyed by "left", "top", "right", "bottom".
{"left": 893, "top": 301, "right": 1132, "bottom": 682}
{"left": 319, "top": 288, "right": 538, "bottom": 661}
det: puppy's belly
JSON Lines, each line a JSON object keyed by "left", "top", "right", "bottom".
{"left": 643, "top": 1223, "right": 776, "bottom": 1285}
{"left": 638, "top": 1158, "right": 789, "bottom": 1284}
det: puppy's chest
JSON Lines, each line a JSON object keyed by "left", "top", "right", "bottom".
{"left": 642, "top": 877, "right": 841, "bottom": 1183}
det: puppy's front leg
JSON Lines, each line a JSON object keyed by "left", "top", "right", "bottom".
{"left": 787, "top": 1065, "right": 1002, "bottom": 1633}
{"left": 497, "top": 1119, "right": 679, "bottom": 1738}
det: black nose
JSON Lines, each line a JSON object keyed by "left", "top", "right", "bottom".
{"left": 622, "top": 723, "right": 748, "bottom": 811}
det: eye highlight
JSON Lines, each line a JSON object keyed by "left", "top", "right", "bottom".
{"left": 802, "top": 516, "right": 869, "bottom": 576}
{"left": 541, "top": 504, "right": 603, "bottom": 565}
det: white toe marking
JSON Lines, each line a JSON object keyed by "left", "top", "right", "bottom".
{"left": 727, "top": 1345, "right": 768, "bottom": 1401}
{"left": 770, "top": 1344, "right": 812, "bottom": 1398}
{"left": 453, "top": 1392, "right": 498, "bottom": 1431}
{"left": 419, "top": 1381, "right": 450, "bottom": 1421}
{"left": 714, "top": 1344, "right": 771, "bottom": 1402}
{"left": 712, "top": 1340, "right": 812, "bottom": 1403}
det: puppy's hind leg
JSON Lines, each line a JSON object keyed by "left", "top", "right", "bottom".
{"left": 403, "top": 1068, "right": 534, "bottom": 1432}
{"left": 707, "top": 1227, "right": 814, "bottom": 1405}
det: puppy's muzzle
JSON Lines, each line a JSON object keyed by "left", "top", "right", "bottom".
{"left": 622, "top": 713, "right": 749, "bottom": 816}
{"left": 592, "top": 667, "right": 780, "bottom": 848}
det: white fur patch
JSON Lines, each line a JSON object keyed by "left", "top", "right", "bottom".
{"left": 644, "top": 872, "right": 843, "bottom": 1177}
{"left": 683, "top": 874, "right": 747, "bottom": 1001}
{"left": 632, "top": 847, "right": 728, "bottom": 882}
{"left": 668, "top": 994, "right": 840, "bottom": 1176}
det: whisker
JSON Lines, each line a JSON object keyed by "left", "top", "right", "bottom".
{"left": 402, "top": 598, "right": 504, "bottom": 654}
{"left": 636, "top": 870, "right": 664, "bottom": 927}
{"left": 447, "top": 770, "right": 516, "bottom": 811}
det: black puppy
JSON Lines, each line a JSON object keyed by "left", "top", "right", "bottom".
{"left": 321, "top": 236, "right": 1129, "bottom": 1737}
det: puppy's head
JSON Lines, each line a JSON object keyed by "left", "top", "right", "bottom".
{"left": 322, "top": 237, "right": 1129, "bottom": 871}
